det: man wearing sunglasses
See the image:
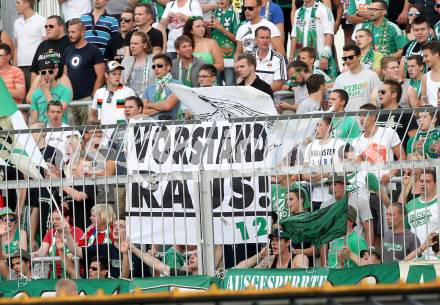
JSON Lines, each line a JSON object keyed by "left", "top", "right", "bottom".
{"left": 31, "top": 59, "right": 72, "bottom": 125}
{"left": 333, "top": 43, "right": 381, "bottom": 111}
{"left": 105, "top": 9, "right": 135, "bottom": 62}
{"left": 31, "top": 16, "right": 71, "bottom": 83}
{"left": 400, "top": 16, "right": 431, "bottom": 78}
{"left": 89, "top": 61, "right": 135, "bottom": 125}
{"left": 235, "top": 0, "right": 283, "bottom": 59}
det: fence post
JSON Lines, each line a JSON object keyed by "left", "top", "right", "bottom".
{"left": 198, "top": 166, "right": 216, "bottom": 276}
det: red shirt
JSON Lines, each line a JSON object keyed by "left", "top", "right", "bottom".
{"left": 42, "top": 226, "right": 84, "bottom": 277}
{"left": 77, "top": 225, "right": 114, "bottom": 247}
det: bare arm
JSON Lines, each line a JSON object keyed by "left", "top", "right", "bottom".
{"left": 235, "top": 41, "right": 244, "bottom": 61}
{"left": 271, "top": 36, "right": 285, "bottom": 57}
{"left": 32, "top": 242, "right": 50, "bottom": 258}
{"left": 93, "top": 63, "right": 105, "bottom": 96}
{"left": 210, "top": 39, "right": 224, "bottom": 72}
{"left": 235, "top": 246, "right": 268, "bottom": 268}
{"left": 333, "top": 0, "right": 343, "bottom": 33}
{"left": 391, "top": 49, "right": 403, "bottom": 60}
{"left": 31, "top": 110, "right": 39, "bottom": 124}
{"left": 271, "top": 80, "right": 284, "bottom": 92}
{"left": 130, "top": 243, "right": 170, "bottom": 275}
{"left": 289, "top": 36, "right": 297, "bottom": 62}
{"left": 145, "top": 94, "right": 179, "bottom": 112}
{"left": 88, "top": 108, "right": 98, "bottom": 122}
{"left": 62, "top": 186, "right": 89, "bottom": 201}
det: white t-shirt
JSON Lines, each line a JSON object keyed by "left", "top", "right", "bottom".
{"left": 14, "top": 13, "right": 46, "bottom": 67}
{"left": 236, "top": 18, "right": 280, "bottom": 54}
{"left": 61, "top": 0, "right": 92, "bottom": 22}
{"left": 303, "top": 138, "right": 347, "bottom": 202}
{"left": 91, "top": 85, "right": 135, "bottom": 125}
{"left": 162, "top": 0, "right": 203, "bottom": 52}
{"left": 332, "top": 69, "right": 382, "bottom": 111}
{"left": 255, "top": 48, "right": 286, "bottom": 86}
{"left": 351, "top": 126, "right": 400, "bottom": 175}
{"left": 291, "top": 2, "right": 334, "bottom": 55}
{"left": 46, "top": 123, "right": 81, "bottom": 155}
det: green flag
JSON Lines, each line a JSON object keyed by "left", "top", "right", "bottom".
{"left": 280, "top": 196, "right": 348, "bottom": 246}
{"left": 0, "top": 78, "right": 18, "bottom": 117}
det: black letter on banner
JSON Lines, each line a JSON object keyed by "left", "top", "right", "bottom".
{"left": 189, "top": 127, "right": 204, "bottom": 165}
{"left": 163, "top": 180, "right": 194, "bottom": 209}
{"left": 134, "top": 126, "right": 150, "bottom": 162}
{"left": 258, "top": 176, "right": 270, "bottom": 208}
{"left": 234, "top": 124, "right": 245, "bottom": 163}
{"left": 131, "top": 178, "right": 160, "bottom": 209}
{"left": 173, "top": 127, "right": 189, "bottom": 164}
{"left": 211, "top": 178, "right": 224, "bottom": 209}
{"left": 152, "top": 126, "right": 171, "bottom": 164}
{"left": 205, "top": 127, "right": 218, "bottom": 164}
{"left": 229, "top": 177, "right": 254, "bottom": 209}
{"left": 216, "top": 126, "right": 232, "bottom": 164}
{"left": 253, "top": 123, "right": 266, "bottom": 162}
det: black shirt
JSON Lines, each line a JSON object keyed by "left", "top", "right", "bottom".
{"left": 62, "top": 43, "right": 105, "bottom": 99}
{"left": 31, "top": 36, "right": 71, "bottom": 75}
{"left": 387, "top": 0, "right": 405, "bottom": 28}
{"left": 238, "top": 75, "right": 274, "bottom": 99}
{"left": 124, "top": 28, "right": 164, "bottom": 50}
{"left": 377, "top": 107, "right": 418, "bottom": 150}
{"left": 104, "top": 32, "right": 125, "bottom": 62}
{"left": 83, "top": 244, "right": 152, "bottom": 278}
{"left": 63, "top": 184, "right": 96, "bottom": 231}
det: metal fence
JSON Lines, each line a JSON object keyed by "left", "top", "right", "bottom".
{"left": 0, "top": 107, "right": 439, "bottom": 281}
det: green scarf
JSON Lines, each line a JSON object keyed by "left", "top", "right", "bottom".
{"left": 408, "top": 78, "right": 422, "bottom": 97}
{"left": 364, "top": 17, "right": 391, "bottom": 55}
{"left": 154, "top": 73, "right": 173, "bottom": 101}
{"left": 361, "top": 47, "right": 375, "bottom": 71}
{"left": 295, "top": 3, "right": 317, "bottom": 52}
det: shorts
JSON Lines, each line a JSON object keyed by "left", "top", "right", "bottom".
{"left": 369, "top": 193, "right": 384, "bottom": 236}
{"left": 348, "top": 192, "right": 373, "bottom": 223}
{"left": 341, "top": 18, "right": 354, "bottom": 30}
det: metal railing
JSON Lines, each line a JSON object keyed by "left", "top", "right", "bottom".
{"left": 0, "top": 107, "right": 438, "bottom": 280}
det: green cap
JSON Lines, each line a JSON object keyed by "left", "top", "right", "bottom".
{"left": 288, "top": 182, "right": 311, "bottom": 210}
{"left": 269, "top": 228, "right": 290, "bottom": 240}
{"left": 0, "top": 207, "right": 15, "bottom": 217}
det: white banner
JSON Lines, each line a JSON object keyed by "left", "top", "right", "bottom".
{"left": 126, "top": 120, "right": 272, "bottom": 245}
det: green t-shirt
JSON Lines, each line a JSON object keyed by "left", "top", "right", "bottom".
{"left": 347, "top": 0, "right": 389, "bottom": 16}
{"left": 406, "top": 128, "right": 440, "bottom": 159}
{"left": 30, "top": 83, "right": 72, "bottom": 124}
{"left": 327, "top": 230, "right": 368, "bottom": 268}
{"left": 211, "top": 6, "right": 240, "bottom": 61}
{"left": 408, "top": 78, "right": 422, "bottom": 97}
{"left": 162, "top": 247, "right": 186, "bottom": 270}
{"left": 331, "top": 116, "right": 361, "bottom": 142}
{"left": 346, "top": 171, "right": 379, "bottom": 194}
{"left": 361, "top": 20, "right": 408, "bottom": 56}
{"left": 139, "top": 0, "right": 165, "bottom": 21}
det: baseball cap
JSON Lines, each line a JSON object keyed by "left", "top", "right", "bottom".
{"left": 347, "top": 205, "right": 357, "bottom": 223}
{"left": 268, "top": 228, "right": 290, "bottom": 240}
{"left": 0, "top": 207, "right": 15, "bottom": 217}
{"left": 9, "top": 250, "right": 31, "bottom": 262}
{"left": 38, "top": 59, "right": 56, "bottom": 70}
{"left": 106, "top": 60, "right": 124, "bottom": 72}
{"left": 324, "top": 174, "right": 350, "bottom": 185}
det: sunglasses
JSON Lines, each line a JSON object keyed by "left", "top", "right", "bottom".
{"left": 436, "top": 3, "right": 440, "bottom": 8}
{"left": 408, "top": 12, "right": 420, "bottom": 17}
{"left": 243, "top": 6, "right": 255, "bottom": 11}
{"left": 379, "top": 89, "right": 387, "bottom": 95}
{"left": 152, "top": 64, "right": 165, "bottom": 69}
{"left": 45, "top": 24, "right": 55, "bottom": 29}
{"left": 106, "top": 91, "right": 114, "bottom": 104}
{"left": 89, "top": 266, "right": 98, "bottom": 271}
{"left": 341, "top": 55, "right": 356, "bottom": 61}
{"left": 40, "top": 69, "right": 54, "bottom": 75}
{"left": 1, "top": 217, "right": 16, "bottom": 222}
{"left": 120, "top": 17, "right": 133, "bottom": 22}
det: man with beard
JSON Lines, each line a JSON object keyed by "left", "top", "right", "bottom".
{"left": 62, "top": 19, "right": 105, "bottom": 125}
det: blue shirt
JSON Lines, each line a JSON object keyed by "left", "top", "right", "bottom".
{"left": 260, "top": 1, "right": 284, "bottom": 25}
{"left": 80, "top": 12, "right": 119, "bottom": 55}
{"left": 143, "top": 79, "right": 182, "bottom": 120}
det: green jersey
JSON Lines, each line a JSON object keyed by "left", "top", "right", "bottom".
{"left": 435, "top": 20, "right": 440, "bottom": 40}
{"left": 406, "top": 196, "right": 439, "bottom": 245}
{"left": 361, "top": 19, "right": 407, "bottom": 56}
{"left": 331, "top": 116, "right": 361, "bottom": 142}
{"left": 408, "top": 78, "right": 422, "bottom": 97}
{"left": 271, "top": 184, "right": 289, "bottom": 221}
{"left": 328, "top": 230, "right": 368, "bottom": 268}
{"left": 211, "top": 6, "right": 240, "bottom": 66}
{"left": 406, "top": 128, "right": 440, "bottom": 159}
{"left": 162, "top": 247, "right": 186, "bottom": 270}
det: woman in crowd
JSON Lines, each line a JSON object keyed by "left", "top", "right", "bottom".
{"left": 31, "top": 205, "right": 84, "bottom": 278}
{"left": 0, "top": 207, "right": 27, "bottom": 259}
{"left": 183, "top": 17, "right": 224, "bottom": 72}
{"left": 406, "top": 5, "right": 423, "bottom": 41}
{"left": 77, "top": 204, "right": 115, "bottom": 247}
{"left": 122, "top": 32, "right": 156, "bottom": 97}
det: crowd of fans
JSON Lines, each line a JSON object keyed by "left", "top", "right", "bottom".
{"left": 0, "top": 0, "right": 438, "bottom": 281}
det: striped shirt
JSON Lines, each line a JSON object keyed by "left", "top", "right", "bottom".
{"left": 91, "top": 85, "right": 135, "bottom": 124}
{"left": 255, "top": 48, "right": 287, "bottom": 86}
{"left": 80, "top": 11, "right": 119, "bottom": 55}
{"left": 313, "top": 67, "right": 332, "bottom": 83}
{"left": 0, "top": 66, "right": 25, "bottom": 103}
